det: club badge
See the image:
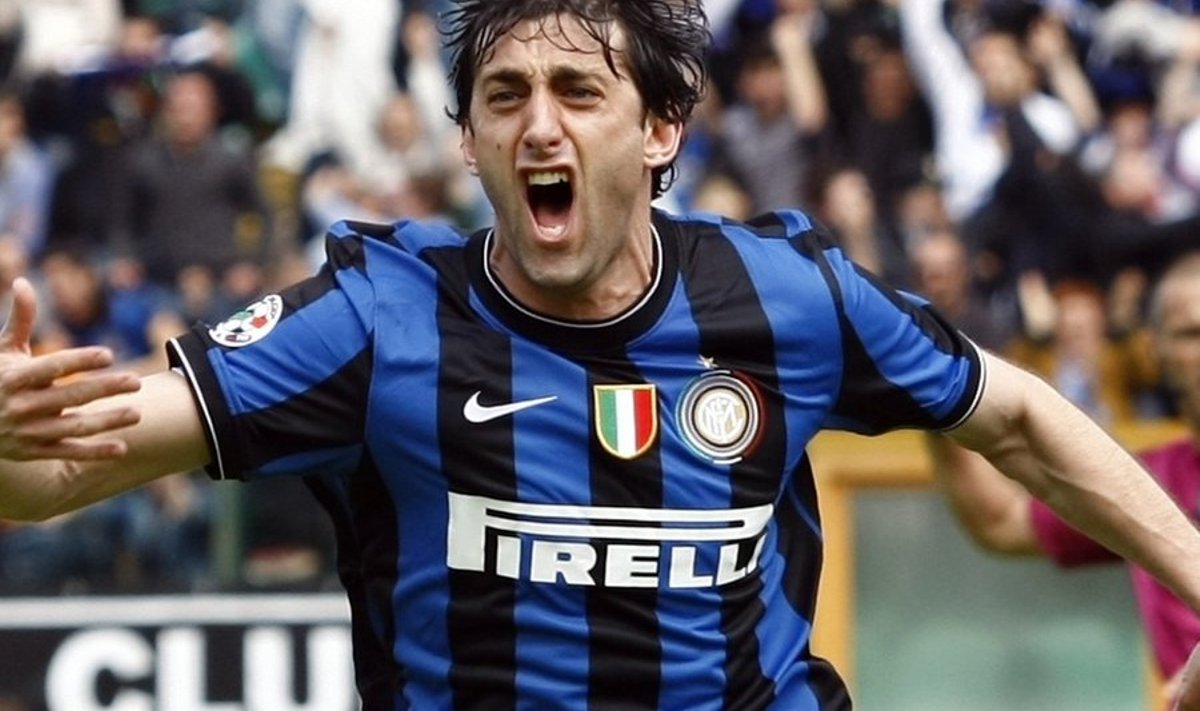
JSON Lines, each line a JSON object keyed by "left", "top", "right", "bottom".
{"left": 594, "top": 384, "right": 658, "bottom": 459}
{"left": 208, "top": 294, "right": 284, "bottom": 348}
{"left": 677, "top": 370, "right": 762, "bottom": 464}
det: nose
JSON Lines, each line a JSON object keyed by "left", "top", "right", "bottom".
{"left": 522, "top": 88, "right": 564, "bottom": 157}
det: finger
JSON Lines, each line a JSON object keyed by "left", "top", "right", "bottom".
{"left": 15, "top": 437, "right": 130, "bottom": 462}
{"left": 9, "top": 407, "right": 140, "bottom": 445}
{"left": 0, "top": 277, "right": 37, "bottom": 352}
{"left": 4, "top": 372, "right": 141, "bottom": 420}
{"left": 0, "top": 347, "right": 117, "bottom": 391}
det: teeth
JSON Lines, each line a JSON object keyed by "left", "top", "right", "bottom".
{"left": 527, "top": 171, "right": 569, "bottom": 186}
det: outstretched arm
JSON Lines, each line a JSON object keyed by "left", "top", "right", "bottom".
{"left": 0, "top": 278, "right": 209, "bottom": 521}
{"left": 926, "top": 431, "right": 1043, "bottom": 556}
{"left": 946, "top": 352, "right": 1200, "bottom": 606}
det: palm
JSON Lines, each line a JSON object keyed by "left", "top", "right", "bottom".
{"left": 0, "top": 278, "right": 141, "bottom": 461}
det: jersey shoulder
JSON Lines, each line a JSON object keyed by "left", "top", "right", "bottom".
{"left": 319, "top": 218, "right": 472, "bottom": 273}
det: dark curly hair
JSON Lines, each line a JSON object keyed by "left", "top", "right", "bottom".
{"left": 443, "top": 0, "right": 710, "bottom": 198}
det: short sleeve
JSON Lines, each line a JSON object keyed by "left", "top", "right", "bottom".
{"left": 168, "top": 231, "right": 375, "bottom": 481}
{"left": 815, "top": 240, "right": 984, "bottom": 434}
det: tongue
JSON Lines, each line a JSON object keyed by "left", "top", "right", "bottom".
{"left": 534, "top": 201, "right": 570, "bottom": 230}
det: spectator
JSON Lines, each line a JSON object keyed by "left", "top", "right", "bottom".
{"left": 260, "top": 0, "right": 401, "bottom": 181}
{"left": 44, "top": 13, "right": 169, "bottom": 253}
{"left": 1006, "top": 275, "right": 1157, "bottom": 424}
{"left": 110, "top": 67, "right": 270, "bottom": 288}
{"left": 818, "top": 0, "right": 934, "bottom": 234}
{"left": 900, "top": 0, "right": 1083, "bottom": 223}
{"left": 909, "top": 226, "right": 1016, "bottom": 353}
{"left": 710, "top": 0, "right": 830, "bottom": 214}
{"left": 10, "top": 0, "right": 122, "bottom": 81}
{"left": 810, "top": 163, "right": 910, "bottom": 288}
{"left": 0, "top": 91, "right": 54, "bottom": 260}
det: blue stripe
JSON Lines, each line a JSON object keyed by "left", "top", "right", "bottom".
{"left": 629, "top": 279, "right": 727, "bottom": 710}
{"left": 393, "top": 219, "right": 468, "bottom": 253}
{"left": 221, "top": 281, "right": 372, "bottom": 416}
{"left": 756, "top": 522, "right": 821, "bottom": 711}
{"left": 829, "top": 253, "right": 975, "bottom": 424}
{"left": 775, "top": 209, "right": 813, "bottom": 233}
{"left": 361, "top": 270, "right": 453, "bottom": 710}
{"left": 510, "top": 337, "right": 593, "bottom": 706}
{"left": 716, "top": 223, "right": 842, "bottom": 454}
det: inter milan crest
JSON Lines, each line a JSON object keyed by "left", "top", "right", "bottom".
{"left": 593, "top": 384, "right": 658, "bottom": 459}
{"left": 677, "top": 370, "right": 762, "bottom": 464}
{"left": 208, "top": 294, "right": 284, "bottom": 348}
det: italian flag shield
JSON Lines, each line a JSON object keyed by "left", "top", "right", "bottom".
{"left": 594, "top": 384, "right": 658, "bottom": 459}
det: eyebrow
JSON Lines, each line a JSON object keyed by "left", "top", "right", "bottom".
{"left": 480, "top": 62, "right": 621, "bottom": 87}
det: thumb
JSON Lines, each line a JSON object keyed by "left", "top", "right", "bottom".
{"left": 0, "top": 277, "right": 37, "bottom": 353}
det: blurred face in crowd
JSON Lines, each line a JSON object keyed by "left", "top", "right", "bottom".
{"left": 1152, "top": 264, "right": 1200, "bottom": 428}
{"left": 912, "top": 229, "right": 971, "bottom": 314}
{"left": 1053, "top": 286, "right": 1106, "bottom": 362}
{"left": 969, "top": 32, "right": 1035, "bottom": 107}
{"left": 737, "top": 56, "right": 788, "bottom": 121}
{"left": 162, "top": 72, "right": 219, "bottom": 152}
{"left": 1102, "top": 149, "right": 1162, "bottom": 214}
{"left": 42, "top": 253, "right": 103, "bottom": 327}
{"left": 863, "top": 50, "right": 916, "bottom": 122}
{"left": 379, "top": 93, "right": 423, "bottom": 152}
{"left": 1108, "top": 101, "right": 1153, "bottom": 152}
{"left": 119, "top": 16, "right": 163, "bottom": 63}
{"left": 461, "top": 14, "right": 681, "bottom": 319}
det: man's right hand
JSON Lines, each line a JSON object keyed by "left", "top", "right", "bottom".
{"left": 0, "top": 277, "right": 141, "bottom": 462}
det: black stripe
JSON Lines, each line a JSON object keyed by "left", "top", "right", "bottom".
{"left": 795, "top": 237, "right": 968, "bottom": 433}
{"left": 168, "top": 334, "right": 235, "bottom": 480}
{"left": 586, "top": 362, "right": 664, "bottom": 710}
{"left": 741, "top": 211, "right": 796, "bottom": 240}
{"left": 236, "top": 347, "right": 372, "bottom": 470}
{"left": 171, "top": 259, "right": 365, "bottom": 480}
{"left": 775, "top": 462, "right": 853, "bottom": 707}
{"left": 677, "top": 220, "right": 780, "bottom": 709}
{"left": 850, "top": 262, "right": 965, "bottom": 358}
{"left": 427, "top": 244, "right": 521, "bottom": 710}
{"left": 304, "top": 452, "right": 404, "bottom": 711}
{"left": 776, "top": 456, "right": 823, "bottom": 618}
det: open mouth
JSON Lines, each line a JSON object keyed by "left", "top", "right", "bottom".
{"left": 526, "top": 171, "right": 574, "bottom": 236}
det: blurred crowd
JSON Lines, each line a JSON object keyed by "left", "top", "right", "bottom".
{"left": 0, "top": 0, "right": 1197, "bottom": 595}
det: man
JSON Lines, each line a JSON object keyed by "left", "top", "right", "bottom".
{"left": 929, "top": 251, "right": 1200, "bottom": 707}
{"left": 111, "top": 68, "right": 270, "bottom": 288}
{"left": 0, "top": 2, "right": 1199, "bottom": 709}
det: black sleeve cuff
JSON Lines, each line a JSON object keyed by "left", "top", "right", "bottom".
{"left": 167, "top": 329, "right": 243, "bottom": 481}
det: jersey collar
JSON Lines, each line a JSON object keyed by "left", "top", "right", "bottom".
{"left": 468, "top": 210, "right": 680, "bottom": 352}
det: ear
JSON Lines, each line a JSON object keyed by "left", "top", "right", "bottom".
{"left": 461, "top": 124, "right": 480, "bottom": 176}
{"left": 644, "top": 116, "right": 683, "bottom": 171}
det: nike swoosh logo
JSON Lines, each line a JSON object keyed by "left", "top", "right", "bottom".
{"left": 463, "top": 391, "right": 558, "bottom": 423}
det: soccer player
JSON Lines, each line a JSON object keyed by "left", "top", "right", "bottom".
{"left": 0, "top": 2, "right": 1199, "bottom": 709}
{"left": 929, "top": 251, "right": 1200, "bottom": 708}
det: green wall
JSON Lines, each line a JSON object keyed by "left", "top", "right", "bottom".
{"left": 852, "top": 491, "right": 1146, "bottom": 711}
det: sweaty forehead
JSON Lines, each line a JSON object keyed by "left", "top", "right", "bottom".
{"left": 479, "top": 15, "right": 628, "bottom": 81}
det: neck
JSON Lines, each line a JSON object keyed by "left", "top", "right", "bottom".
{"left": 489, "top": 225, "right": 658, "bottom": 322}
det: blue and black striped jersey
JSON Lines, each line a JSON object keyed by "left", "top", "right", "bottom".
{"left": 168, "top": 208, "right": 984, "bottom": 710}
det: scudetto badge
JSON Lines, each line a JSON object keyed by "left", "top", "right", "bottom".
{"left": 208, "top": 294, "right": 284, "bottom": 348}
{"left": 594, "top": 384, "right": 659, "bottom": 459}
{"left": 677, "top": 370, "right": 762, "bottom": 464}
